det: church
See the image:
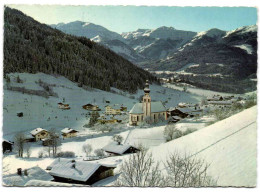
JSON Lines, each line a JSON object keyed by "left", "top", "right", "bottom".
{"left": 129, "top": 80, "right": 167, "bottom": 126}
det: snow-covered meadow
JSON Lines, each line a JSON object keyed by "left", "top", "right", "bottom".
{"left": 2, "top": 72, "right": 257, "bottom": 187}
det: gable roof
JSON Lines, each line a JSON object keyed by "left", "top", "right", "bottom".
{"left": 49, "top": 159, "right": 116, "bottom": 182}
{"left": 3, "top": 166, "right": 53, "bottom": 186}
{"left": 129, "top": 101, "right": 166, "bottom": 114}
{"left": 61, "top": 128, "right": 78, "bottom": 134}
{"left": 102, "top": 143, "right": 136, "bottom": 155}
{"left": 30, "top": 128, "right": 48, "bottom": 136}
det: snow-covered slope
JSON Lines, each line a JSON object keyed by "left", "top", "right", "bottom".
{"left": 3, "top": 73, "right": 201, "bottom": 140}
{"left": 149, "top": 106, "right": 257, "bottom": 187}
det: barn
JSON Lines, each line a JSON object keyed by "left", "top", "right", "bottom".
{"left": 102, "top": 143, "right": 139, "bottom": 156}
{"left": 48, "top": 159, "right": 116, "bottom": 185}
{"left": 2, "top": 139, "right": 14, "bottom": 153}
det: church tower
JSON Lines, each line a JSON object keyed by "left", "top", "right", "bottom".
{"left": 142, "top": 80, "right": 151, "bottom": 118}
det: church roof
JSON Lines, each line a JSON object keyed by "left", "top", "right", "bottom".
{"left": 129, "top": 101, "right": 166, "bottom": 114}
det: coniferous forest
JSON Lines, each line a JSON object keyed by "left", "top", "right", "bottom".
{"left": 4, "top": 7, "right": 158, "bottom": 93}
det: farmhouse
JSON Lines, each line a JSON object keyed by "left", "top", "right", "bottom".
{"left": 207, "top": 95, "right": 223, "bottom": 101}
{"left": 97, "top": 115, "right": 121, "bottom": 124}
{"left": 61, "top": 128, "right": 78, "bottom": 139}
{"left": 82, "top": 104, "right": 100, "bottom": 111}
{"left": 129, "top": 80, "right": 167, "bottom": 125}
{"left": 167, "top": 107, "right": 188, "bottom": 118}
{"left": 58, "top": 103, "right": 70, "bottom": 110}
{"left": 2, "top": 139, "right": 14, "bottom": 153}
{"left": 105, "top": 105, "right": 121, "bottom": 115}
{"left": 102, "top": 143, "right": 139, "bottom": 155}
{"left": 48, "top": 159, "right": 116, "bottom": 185}
{"left": 30, "top": 128, "right": 49, "bottom": 141}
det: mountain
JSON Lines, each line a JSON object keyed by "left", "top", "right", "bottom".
{"left": 4, "top": 7, "right": 158, "bottom": 93}
{"left": 122, "top": 26, "right": 197, "bottom": 61}
{"left": 51, "top": 21, "right": 145, "bottom": 63}
{"left": 141, "top": 25, "right": 257, "bottom": 93}
{"left": 51, "top": 21, "right": 125, "bottom": 42}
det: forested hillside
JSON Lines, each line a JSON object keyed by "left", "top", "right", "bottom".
{"left": 4, "top": 7, "right": 158, "bottom": 93}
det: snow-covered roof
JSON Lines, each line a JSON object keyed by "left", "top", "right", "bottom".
{"left": 61, "top": 128, "right": 78, "bottom": 134}
{"left": 24, "top": 180, "right": 85, "bottom": 187}
{"left": 129, "top": 102, "right": 166, "bottom": 114}
{"left": 102, "top": 143, "right": 136, "bottom": 155}
{"left": 3, "top": 166, "right": 53, "bottom": 186}
{"left": 30, "top": 128, "right": 48, "bottom": 136}
{"left": 3, "top": 139, "right": 14, "bottom": 144}
{"left": 49, "top": 159, "right": 116, "bottom": 182}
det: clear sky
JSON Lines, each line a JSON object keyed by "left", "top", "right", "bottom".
{"left": 8, "top": 5, "right": 257, "bottom": 33}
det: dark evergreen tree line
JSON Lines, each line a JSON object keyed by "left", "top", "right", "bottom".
{"left": 4, "top": 7, "right": 158, "bottom": 93}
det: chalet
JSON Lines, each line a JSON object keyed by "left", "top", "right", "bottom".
{"left": 105, "top": 105, "right": 121, "bottom": 115}
{"left": 82, "top": 104, "right": 100, "bottom": 111}
{"left": 48, "top": 159, "right": 116, "bottom": 185}
{"left": 2, "top": 139, "right": 14, "bottom": 153}
{"left": 97, "top": 115, "right": 119, "bottom": 124}
{"left": 58, "top": 103, "right": 70, "bottom": 110}
{"left": 167, "top": 107, "right": 188, "bottom": 118}
{"left": 61, "top": 128, "right": 78, "bottom": 139}
{"left": 102, "top": 143, "right": 139, "bottom": 156}
{"left": 3, "top": 166, "right": 53, "bottom": 186}
{"left": 129, "top": 80, "right": 167, "bottom": 126}
{"left": 30, "top": 128, "right": 49, "bottom": 141}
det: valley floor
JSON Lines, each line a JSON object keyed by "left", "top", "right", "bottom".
{"left": 2, "top": 73, "right": 257, "bottom": 187}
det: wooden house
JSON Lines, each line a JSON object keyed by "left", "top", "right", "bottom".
{"left": 105, "top": 105, "right": 121, "bottom": 115}
{"left": 102, "top": 143, "right": 139, "bottom": 156}
{"left": 30, "top": 128, "right": 49, "bottom": 141}
{"left": 82, "top": 104, "right": 100, "bottom": 111}
{"left": 58, "top": 103, "right": 71, "bottom": 110}
{"left": 167, "top": 108, "right": 188, "bottom": 118}
{"left": 2, "top": 139, "right": 14, "bottom": 153}
{"left": 97, "top": 115, "right": 117, "bottom": 124}
{"left": 61, "top": 128, "right": 78, "bottom": 139}
{"left": 48, "top": 159, "right": 116, "bottom": 185}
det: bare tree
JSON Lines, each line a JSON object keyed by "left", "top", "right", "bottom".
{"left": 94, "top": 149, "right": 105, "bottom": 157}
{"left": 82, "top": 144, "right": 92, "bottom": 157}
{"left": 112, "top": 134, "right": 123, "bottom": 145}
{"left": 115, "top": 146, "right": 165, "bottom": 187}
{"left": 24, "top": 143, "right": 31, "bottom": 158}
{"left": 164, "top": 152, "right": 216, "bottom": 187}
{"left": 49, "top": 128, "right": 60, "bottom": 157}
{"left": 13, "top": 133, "right": 25, "bottom": 157}
{"left": 164, "top": 124, "right": 182, "bottom": 142}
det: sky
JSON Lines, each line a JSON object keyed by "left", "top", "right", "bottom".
{"left": 7, "top": 5, "right": 258, "bottom": 34}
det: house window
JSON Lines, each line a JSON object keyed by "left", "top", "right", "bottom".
{"left": 154, "top": 114, "right": 156, "bottom": 119}
{"left": 137, "top": 116, "right": 139, "bottom": 121}
{"left": 144, "top": 99, "right": 146, "bottom": 102}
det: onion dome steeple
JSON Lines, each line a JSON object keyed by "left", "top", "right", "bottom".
{"left": 144, "top": 80, "right": 150, "bottom": 94}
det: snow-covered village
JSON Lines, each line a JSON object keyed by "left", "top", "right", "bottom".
{"left": 1, "top": 4, "right": 258, "bottom": 188}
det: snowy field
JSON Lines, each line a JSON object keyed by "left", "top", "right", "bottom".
{"left": 163, "top": 83, "right": 238, "bottom": 97}
{"left": 2, "top": 73, "right": 257, "bottom": 187}
{"left": 3, "top": 73, "right": 201, "bottom": 140}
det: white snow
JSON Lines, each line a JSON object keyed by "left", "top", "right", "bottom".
{"left": 149, "top": 106, "right": 257, "bottom": 187}
{"left": 233, "top": 44, "right": 253, "bottom": 54}
{"left": 3, "top": 166, "right": 53, "bottom": 186}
